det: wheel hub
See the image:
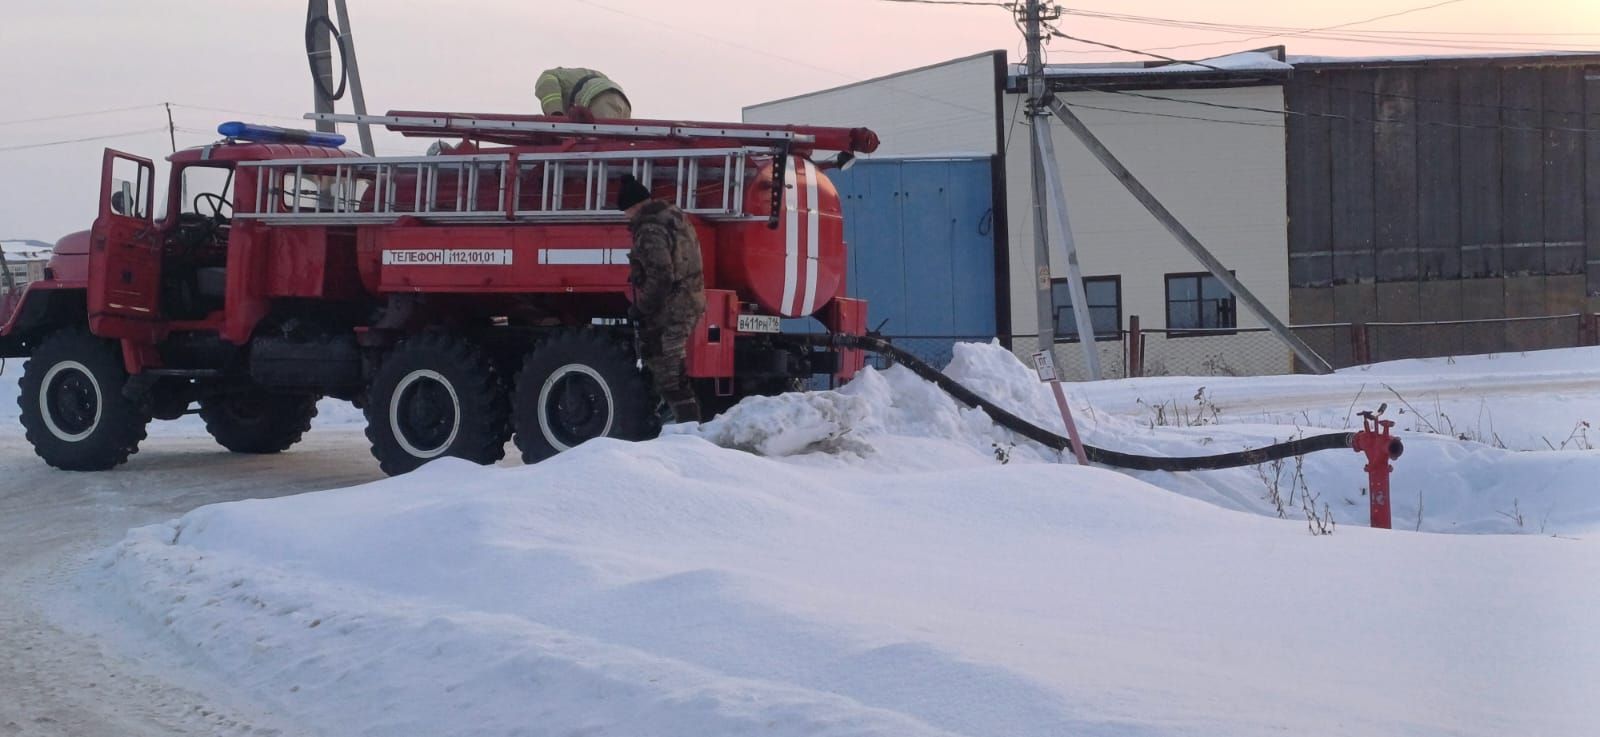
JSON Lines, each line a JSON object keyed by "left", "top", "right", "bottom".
{"left": 539, "top": 365, "right": 614, "bottom": 450}
{"left": 224, "top": 395, "right": 269, "bottom": 424}
{"left": 39, "top": 361, "right": 103, "bottom": 442}
{"left": 390, "top": 370, "right": 461, "bottom": 458}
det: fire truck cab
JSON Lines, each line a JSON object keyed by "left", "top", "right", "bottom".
{"left": 0, "top": 114, "right": 877, "bottom": 474}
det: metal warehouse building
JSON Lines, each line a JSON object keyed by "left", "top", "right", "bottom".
{"left": 1285, "top": 54, "right": 1600, "bottom": 366}
{"left": 746, "top": 49, "right": 1600, "bottom": 378}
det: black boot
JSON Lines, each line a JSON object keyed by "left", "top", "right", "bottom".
{"left": 669, "top": 397, "right": 702, "bottom": 424}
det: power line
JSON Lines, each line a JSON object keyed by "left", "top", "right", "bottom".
{"left": 0, "top": 103, "right": 164, "bottom": 127}
{"left": 1002, "top": 91, "right": 1026, "bottom": 152}
{"left": 1067, "top": 0, "right": 1478, "bottom": 54}
{"left": 169, "top": 103, "right": 310, "bottom": 124}
{"left": 570, "top": 0, "right": 1003, "bottom": 122}
{"left": 1046, "top": 31, "right": 1600, "bottom": 119}
{"left": 1058, "top": 6, "right": 1600, "bottom": 54}
{"left": 875, "top": 0, "right": 1012, "bottom": 6}
{"left": 0, "top": 127, "right": 170, "bottom": 154}
{"left": 1077, "top": 86, "right": 1600, "bottom": 135}
{"left": 1062, "top": 8, "right": 1600, "bottom": 38}
{"left": 1061, "top": 99, "right": 1284, "bottom": 128}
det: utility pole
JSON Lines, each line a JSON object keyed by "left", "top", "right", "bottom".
{"left": 163, "top": 102, "right": 177, "bottom": 153}
{"left": 307, "top": 0, "right": 375, "bottom": 154}
{"left": 1021, "top": 0, "right": 1096, "bottom": 462}
{"left": 307, "top": 0, "right": 337, "bottom": 137}
{"left": 1022, "top": 0, "right": 1101, "bottom": 379}
{"left": 331, "top": 0, "right": 375, "bottom": 155}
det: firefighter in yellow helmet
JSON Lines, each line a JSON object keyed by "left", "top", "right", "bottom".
{"left": 535, "top": 67, "right": 632, "bottom": 120}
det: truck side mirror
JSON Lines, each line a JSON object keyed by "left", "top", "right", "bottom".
{"left": 110, "top": 190, "right": 127, "bottom": 215}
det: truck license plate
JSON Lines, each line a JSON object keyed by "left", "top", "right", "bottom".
{"left": 736, "top": 314, "right": 781, "bottom": 333}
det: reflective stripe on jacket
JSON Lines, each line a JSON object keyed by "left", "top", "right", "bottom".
{"left": 535, "top": 67, "right": 625, "bottom": 115}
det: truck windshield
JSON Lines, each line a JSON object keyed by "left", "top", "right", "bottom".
{"left": 181, "top": 165, "right": 235, "bottom": 217}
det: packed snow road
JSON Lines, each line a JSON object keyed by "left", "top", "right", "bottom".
{"left": 0, "top": 411, "right": 379, "bottom": 737}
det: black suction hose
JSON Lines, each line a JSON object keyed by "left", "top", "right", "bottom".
{"left": 806, "top": 334, "right": 1358, "bottom": 472}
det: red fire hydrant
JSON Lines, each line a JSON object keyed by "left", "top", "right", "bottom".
{"left": 1352, "top": 407, "right": 1404, "bottom": 529}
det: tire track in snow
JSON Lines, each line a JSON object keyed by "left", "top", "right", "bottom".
{"left": 0, "top": 427, "right": 381, "bottom": 737}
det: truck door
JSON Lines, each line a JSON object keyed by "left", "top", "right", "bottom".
{"left": 88, "top": 149, "right": 163, "bottom": 341}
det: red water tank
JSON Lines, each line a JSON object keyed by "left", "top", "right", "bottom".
{"left": 717, "top": 155, "right": 846, "bottom": 319}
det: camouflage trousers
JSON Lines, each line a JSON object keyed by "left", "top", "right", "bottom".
{"left": 636, "top": 308, "right": 701, "bottom": 423}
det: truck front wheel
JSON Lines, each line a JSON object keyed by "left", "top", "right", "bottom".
{"left": 18, "top": 329, "right": 151, "bottom": 471}
{"left": 199, "top": 391, "right": 318, "bottom": 454}
{"left": 512, "top": 329, "right": 660, "bottom": 463}
{"left": 363, "top": 332, "right": 510, "bottom": 476}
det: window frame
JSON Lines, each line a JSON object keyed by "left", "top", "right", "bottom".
{"left": 1164, "top": 271, "right": 1238, "bottom": 337}
{"left": 1051, "top": 274, "right": 1122, "bottom": 343}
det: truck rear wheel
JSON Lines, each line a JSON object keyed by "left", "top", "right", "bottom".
{"left": 199, "top": 391, "right": 318, "bottom": 454}
{"left": 18, "top": 329, "right": 151, "bottom": 471}
{"left": 364, "top": 332, "right": 510, "bottom": 476}
{"left": 512, "top": 329, "right": 660, "bottom": 463}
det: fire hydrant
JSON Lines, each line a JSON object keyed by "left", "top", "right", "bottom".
{"left": 1352, "top": 407, "right": 1404, "bottom": 529}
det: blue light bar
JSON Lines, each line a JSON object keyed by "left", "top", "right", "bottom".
{"left": 217, "top": 121, "right": 346, "bottom": 148}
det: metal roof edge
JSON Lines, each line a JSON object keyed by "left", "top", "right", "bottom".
{"left": 743, "top": 50, "right": 1006, "bottom": 113}
{"left": 1289, "top": 51, "right": 1600, "bottom": 69}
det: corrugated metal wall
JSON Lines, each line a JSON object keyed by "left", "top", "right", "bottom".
{"left": 828, "top": 157, "right": 999, "bottom": 367}
{"left": 1287, "top": 60, "right": 1600, "bottom": 363}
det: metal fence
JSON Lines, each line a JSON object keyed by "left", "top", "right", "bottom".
{"left": 860, "top": 313, "right": 1600, "bottom": 380}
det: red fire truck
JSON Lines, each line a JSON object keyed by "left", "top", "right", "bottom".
{"left": 0, "top": 112, "right": 878, "bottom": 474}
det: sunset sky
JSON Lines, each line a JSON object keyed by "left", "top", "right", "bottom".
{"left": 3, "top": 0, "right": 1598, "bottom": 238}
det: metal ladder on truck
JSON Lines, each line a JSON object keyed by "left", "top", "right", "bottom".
{"left": 232, "top": 111, "right": 876, "bottom": 226}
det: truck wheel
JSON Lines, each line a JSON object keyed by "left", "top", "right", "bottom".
{"left": 199, "top": 391, "right": 318, "bottom": 454}
{"left": 513, "top": 330, "right": 660, "bottom": 463}
{"left": 18, "top": 329, "right": 151, "bottom": 471}
{"left": 364, "top": 332, "right": 510, "bottom": 476}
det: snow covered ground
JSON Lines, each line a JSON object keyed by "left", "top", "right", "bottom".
{"left": 4, "top": 343, "right": 1590, "bottom": 736}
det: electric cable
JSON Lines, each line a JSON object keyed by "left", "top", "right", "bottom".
{"left": 1043, "top": 30, "right": 1600, "bottom": 123}
{"left": 0, "top": 127, "right": 170, "bottom": 154}
{"left": 1067, "top": 0, "right": 1478, "bottom": 54}
{"left": 1075, "top": 85, "right": 1600, "bottom": 135}
{"left": 169, "top": 104, "right": 309, "bottom": 124}
{"left": 1061, "top": 100, "right": 1283, "bottom": 128}
{"left": 305, "top": 13, "right": 349, "bottom": 102}
{"left": 875, "top": 0, "right": 1013, "bottom": 6}
{"left": 572, "top": 0, "right": 1005, "bottom": 123}
{"left": 0, "top": 103, "right": 164, "bottom": 127}
{"left": 1058, "top": 7, "right": 1600, "bottom": 37}
{"left": 1058, "top": 8, "right": 1600, "bottom": 53}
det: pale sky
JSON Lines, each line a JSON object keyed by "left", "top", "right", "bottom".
{"left": 1, "top": 0, "right": 1596, "bottom": 240}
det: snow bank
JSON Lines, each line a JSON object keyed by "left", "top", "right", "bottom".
{"left": 691, "top": 348, "right": 1057, "bottom": 468}
{"left": 7, "top": 341, "right": 1600, "bottom": 533}
{"left": 87, "top": 342, "right": 1600, "bottom": 736}
{"left": 96, "top": 443, "right": 1600, "bottom": 737}
{"left": 690, "top": 343, "right": 1600, "bottom": 535}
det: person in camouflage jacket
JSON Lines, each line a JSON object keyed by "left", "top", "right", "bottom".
{"left": 617, "top": 174, "right": 706, "bottom": 423}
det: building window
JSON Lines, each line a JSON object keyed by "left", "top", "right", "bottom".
{"left": 1166, "top": 272, "right": 1236, "bottom": 335}
{"left": 1052, "top": 275, "right": 1121, "bottom": 342}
